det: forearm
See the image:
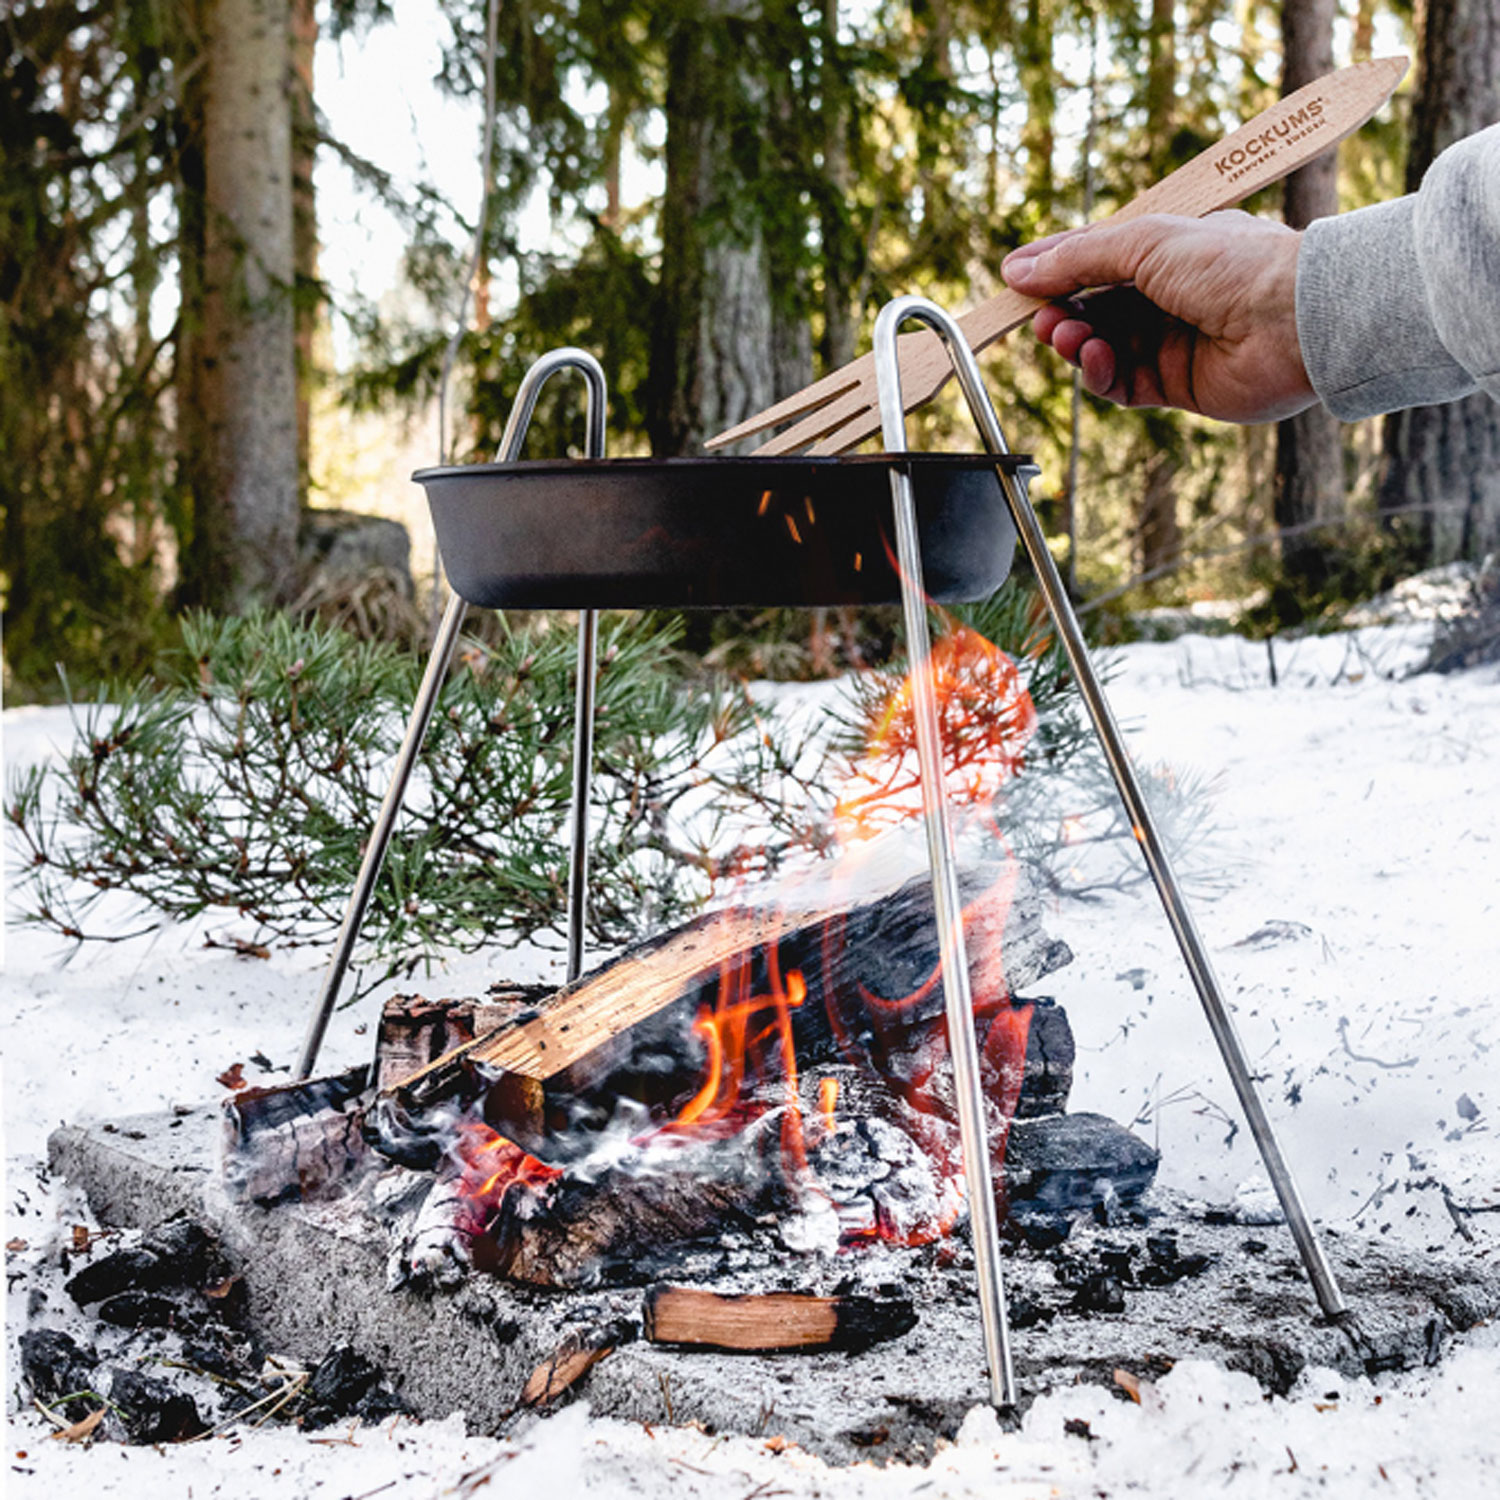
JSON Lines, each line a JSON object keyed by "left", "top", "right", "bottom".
{"left": 1297, "top": 123, "right": 1500, "bottom": 420}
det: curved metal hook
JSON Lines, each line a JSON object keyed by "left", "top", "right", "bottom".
{"left": 872, "top": 294, "right": 1015, "bottom": 459}
{"left": 296, "top": 349, "right": 609, "bottom": 1080}
{"left": 497, "top": 347, "right": 607, "bottom": 463}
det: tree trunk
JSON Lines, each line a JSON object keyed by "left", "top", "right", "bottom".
{"left": 1378, "top": 0, "right": 1500, "bottom": 565}
{"left": 290, "top": 0, "right": 317, "bottom": 508}
{"left": 185, "top": 0, "right": 300, "bottom": 610}
{"left": 1138, "top": 444, "right": 1182, "bottom": 583}
{"left": 1275, "top": 0, "right": 1345, "bottom": 590}
{"left": 650, "top": 7, "right": 787, "bottom": 455}
{"left": 1018, "top": 0, "right": 1055, "bottom": 222}
{"left": 1135, "top": 0, "right": 1180, "bottom": 580}
{"left": 819, "top": 0, "right": 858, "bottom": 371}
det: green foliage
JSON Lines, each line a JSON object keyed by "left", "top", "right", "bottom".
{"left": 5, "top": 0, "right": 1430, "bottom": 696}
{"left": 1, "top": 3, "right": 187, "bottom": 696}
{"left": 5, "top": 610, "right": 821, "bottom": 991}
{"left": 7, "top": 583, "right": 1147, "bottom": 986}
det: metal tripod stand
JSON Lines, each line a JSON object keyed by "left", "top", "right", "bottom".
{"left": 295, "top": 347, "right": 606, "bottom": 1082}
{"left": 868, "top": 295, "right": 1348, "bottom": 1411}
{"left": 295, "top": 307, "right": 1348, "bottom": 1416}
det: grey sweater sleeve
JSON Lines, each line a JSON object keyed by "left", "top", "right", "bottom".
{"left": 1297, "top": 123, "right": 1500, "bottom": 421}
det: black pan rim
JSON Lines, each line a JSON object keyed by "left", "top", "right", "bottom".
{"left": 413, "top": 452, "right": 1037, "bottom": 482}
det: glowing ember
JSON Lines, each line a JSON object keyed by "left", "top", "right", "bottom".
{"left": 818, "top": 1077, "right": 840, "bottom": 1133}
{"left": 452, "top": 1120, "right": 560, "bottom": 1240}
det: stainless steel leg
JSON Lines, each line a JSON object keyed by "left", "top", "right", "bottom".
{"left": 295, "top": 348, "right": 608, "bottom": 1080}
{"left": 875, "top": 295, "right": 1348, "bottom": 1323}
{"left": 872, "top": 302, "right": 1017, "bottom": 1410}
{"left": 295, "top": 592, "right": 468, "bottom": 1081}
{"left": 566, "top": 606, "right": 598, "bottom": 984}
{"left": 566, "top": 362, "right": 608, "bottom": 984}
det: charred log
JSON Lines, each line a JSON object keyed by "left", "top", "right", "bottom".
{"left": 375, "top": 985, "right": 551, "bottom": 1092}
{"left": 490, "top": 1133, "right": 780, "bottom": 1290}
{"left": 222, "top": 1065, "right": 369, "bottom": 1206}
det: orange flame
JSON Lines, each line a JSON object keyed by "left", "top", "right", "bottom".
{"left": 836, "top": 621, "right": 1038, "bottom": 842}
{"left": 457, "top": 614, "right": 1043, "bottom": 1258}
{"left": 451, "top": 1120, "right": 561, "bottom": 1239}
{"left": 818, "top": 1077, "right": 840, "bottom": 1133}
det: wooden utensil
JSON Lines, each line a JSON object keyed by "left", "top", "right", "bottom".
{"left": 705, "top": 55, "right": 1408, "bottom": 457}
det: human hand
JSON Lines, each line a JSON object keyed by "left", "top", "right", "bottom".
{"left": 1001, "top": 211, "right": 1316, "bottom": 424}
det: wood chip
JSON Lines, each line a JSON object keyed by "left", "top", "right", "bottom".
{"left": 522, "top": 1333, "right": 616, "bottom": 1406}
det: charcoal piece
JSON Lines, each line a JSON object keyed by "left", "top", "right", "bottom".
{"left": 1138, "top": 1229, "right": 1214, "bottom": 1286}
{"left": 180, "top": 1338, "right": 249, "bottom": 1380}
{"left": 64, "top": 1218, "right": 220, "bottom": 1307}
{"left": 20, "top": 1329, "right": 101, "bottom": 1422}
{"left": 1012, "top": 998, "right": 1075, "bottom": 1119}
{"left": 1003, "top": 1112, "right": 1159, "bottom": 1213}
{"left": 1097, "top": 1246, "right": 1137, "bottom": 1284}
{"left": 65, "top": 1246, "right": 164, "bottom": 1305}
{"left": 301, "top": 1345, "right": 406, "bottom": 1428}
{"left": 1068, "top": 1272, "right": 1127, "bottom": 1315}
{"left": 97, "top": 1290, "right": 193, "bottom": 1330}
{"left": 109, "top": 1369, "right": 204, "bottom": 1444}
{"left": 1004, "top": 1207, "right": 1073, "bottom": 1249}
{"left": 140, "top": 1218, "right": 216, "bottom": 1283}
{"left": 1005, "top": 1292, "right": 1056, "bottom": 1330}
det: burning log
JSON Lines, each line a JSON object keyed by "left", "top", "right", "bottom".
{"left": 365, "top": 872, "right": 1086, "bottom": 1289}
{"left": 375, "top": 984, "right": 551, "bottom": 1092}
{"left": 386, "top": 873, "right": 1073, "bottom": 1165}
{"left": 222, "top": 1066, "right": 369, "bottom": 1207}
{"left": 642, "top": 1285, "right": 917, "bottom": 1354}
{"left": 490, "top": 1125, "right": 778, "bottom": 1289}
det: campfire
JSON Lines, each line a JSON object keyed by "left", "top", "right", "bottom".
{"left": 224, "top": 610, "right": 1156, "bottom": 1342}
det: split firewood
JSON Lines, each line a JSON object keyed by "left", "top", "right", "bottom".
{"left": 221, "top": 1066, "right": 369, "bottom": 1207}
{"left": 387, "top": 873, "right": 1073, "bottom": 1164}
{"left": 642, "top": 1285, "right": 917, "bottom": 1354}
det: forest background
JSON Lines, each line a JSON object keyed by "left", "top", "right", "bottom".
{"left": 4, "top": 0, "right": 1499, "bottom": 698}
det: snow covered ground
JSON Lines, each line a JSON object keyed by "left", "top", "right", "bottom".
{"left": 5, "top": 615, "right": 1500, "bottom": 1496}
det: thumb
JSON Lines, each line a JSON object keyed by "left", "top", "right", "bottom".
{"left": 1004, "top": 217, "right": 1176, "bottom": 299}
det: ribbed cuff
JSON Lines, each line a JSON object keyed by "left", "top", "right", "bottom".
{"left": 1296, "top": 196, "right": 1475, "bottom": 422}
